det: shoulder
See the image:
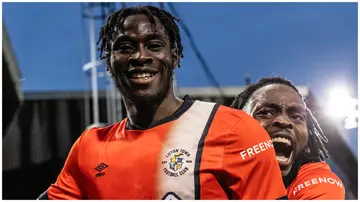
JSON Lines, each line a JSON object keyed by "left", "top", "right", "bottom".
{"left": 214, "top": 104, "right": 271, "bottom": 143}
{"left": 78, "top": 119, "right": 127, "bottom": 147}
{"left": 212, "top": 104, "right": 261, "bottom": 129}
{"left": 189, "top": 98, "right": 255, "bottom": 127}
{"left": 296, "top": 162, "right": 342, "bottom": 182}
{"left": 215, "top": 104, "right": 254, "bottom": 120}
{"left": 195, "top": 101, "right": 268, "bottom": 143}
{"left": 205, "top": 104, "right": 274, "bottom": 160}
{"left": 288, "top": 162, "right": 345, "bottom": 199}
{"left": 298, "top": 161, "right": 334, "bottom": 173}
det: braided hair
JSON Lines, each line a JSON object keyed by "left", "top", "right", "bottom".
{"left": 231, "top": 76, "right": 329, "bottom": 162}
{"left": 97, "top": 5, "right": 184, "bottom": 70}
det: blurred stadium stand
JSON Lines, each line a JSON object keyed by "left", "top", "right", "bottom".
{"left": 2, "top": 88, "right": 358, "bottom": 199}
{"left": 3, "top": 22, "right": 23, "bottom": 136}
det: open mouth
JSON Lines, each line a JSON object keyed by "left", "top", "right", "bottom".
{"left": 271, "top": 135, "right": 294, "bottom": 168}
{"left": 125, "top": 69, "right": 158, "bottom": 84}
{"left": 126, "top": 70, "right": 157, "bottom": 79}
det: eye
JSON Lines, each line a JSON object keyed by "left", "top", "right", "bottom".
{"left": 290, "top": 114, "right": 305, "bottom": 122}
{"left": 115, "top": 44, "right": 135, "bottom": 54}
{"left": 147, "top": 42, "right": 163, "bottom": 52}
{"left": 256, "top": 109, "right": 276, "bottom": 118}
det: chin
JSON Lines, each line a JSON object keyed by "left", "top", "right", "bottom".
{"left": 126, "top": 88, "right": 167, "bottom": 104}
{"left": 135, "top": 92, "right": 161, "bottom": 102}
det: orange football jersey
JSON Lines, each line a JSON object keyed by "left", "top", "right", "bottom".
{"left": 42, "top": 97, "right": 287, "bottom": 199}
{"left": 287, "top": 162, "right": 345, "bottom": 199}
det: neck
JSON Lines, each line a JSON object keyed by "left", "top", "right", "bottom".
{"left": 123, "top": 86, "right": 183, "bottom": 128}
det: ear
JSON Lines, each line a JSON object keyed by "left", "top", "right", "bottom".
{"left": 171, "top": 49, "right": 179, "bottom": 69}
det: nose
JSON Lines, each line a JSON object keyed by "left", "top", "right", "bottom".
{"left": 272, "top": 115, "right": 293, "bottom": 129}
{"left": 129, "top": 46, "right": 153, "bottom": 67}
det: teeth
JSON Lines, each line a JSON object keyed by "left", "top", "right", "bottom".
{"left": 272, "top": 137, "right": 291, "bottom": 146}
{"left": 132, "top": 73, "right": 152, "bottom": 78}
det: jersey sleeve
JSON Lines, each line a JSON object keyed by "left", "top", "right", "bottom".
{"left": 287, "top": 163, "right": 345, "bottom": 199}
{"left": 45, "top": 136, "right": 84, "bottom": 199}
{"left": 222, "top": 115, "right": 287, "bottom": 199}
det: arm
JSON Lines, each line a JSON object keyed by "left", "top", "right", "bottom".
{"left": 287, "top": 163, "right": 345, "bottom": 199}
{"left": 37, "top": 136, "right": 84, "bottom": 200}
{"left": 222, "top": 115, "right": 287, "bottom": 199}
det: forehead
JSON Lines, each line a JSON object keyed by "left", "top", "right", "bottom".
{"left": 250, "top": 84, "right": 305, "bottom": 107}
{"left": 114, "top": 14, "right": 167, "bottom": 39}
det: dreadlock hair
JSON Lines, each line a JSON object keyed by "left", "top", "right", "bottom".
{"left": 97, "top": 5, "right": 184, "bottom": 71}
{"left": 231, "top": 76, "right": 329, "bottom": 161}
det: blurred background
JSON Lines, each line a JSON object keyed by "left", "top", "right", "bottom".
{"left": 2, "top": 2, "right": 358, "bottom": 199}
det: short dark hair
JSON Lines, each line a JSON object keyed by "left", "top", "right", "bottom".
{"left": 231, "top": 76, "right": 330, "bottom": 162}
{"left": 97, "top": 5, "right": 184, "bottom": 70}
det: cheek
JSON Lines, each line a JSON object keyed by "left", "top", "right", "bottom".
{"left": 253, "top": 118, "right": 269, "bottom": 129}
{"left": 155, "top": 50, "right": 173, "bottom": 65}
{"left": 157, "top": 60, "right": 174, "bottom": 79}
{"left": 296, "top": 127, "right": 309, "bottom": 147}
{"left": 111, "top": 55, "right": 128, "bottom": 73}
{"left": 110, "top": 53, "right": 118, "bottom": 65}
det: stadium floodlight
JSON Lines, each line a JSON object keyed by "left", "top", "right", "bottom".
{"left": 324, "top": 86, "right": 358, "bottom": 129}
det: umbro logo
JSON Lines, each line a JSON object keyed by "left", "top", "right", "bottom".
{"left": 95, "top": 163, "right": 108, "bottom": 172}
{"left": 95, "top": 163, "right": 108, "bottom": 178}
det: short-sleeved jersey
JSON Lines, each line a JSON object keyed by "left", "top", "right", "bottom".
{"left": 287, "top": 162, "right": 345, "bottom": 199}
{"left": 42, "top": 97, "right": 287, "bottom": 200}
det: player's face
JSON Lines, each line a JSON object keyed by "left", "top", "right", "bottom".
{"left": 109, "top": 14, "right": 178, "bottom": 103}
{"left": 244, "top": 84, "right": 308, "bottom": 176}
